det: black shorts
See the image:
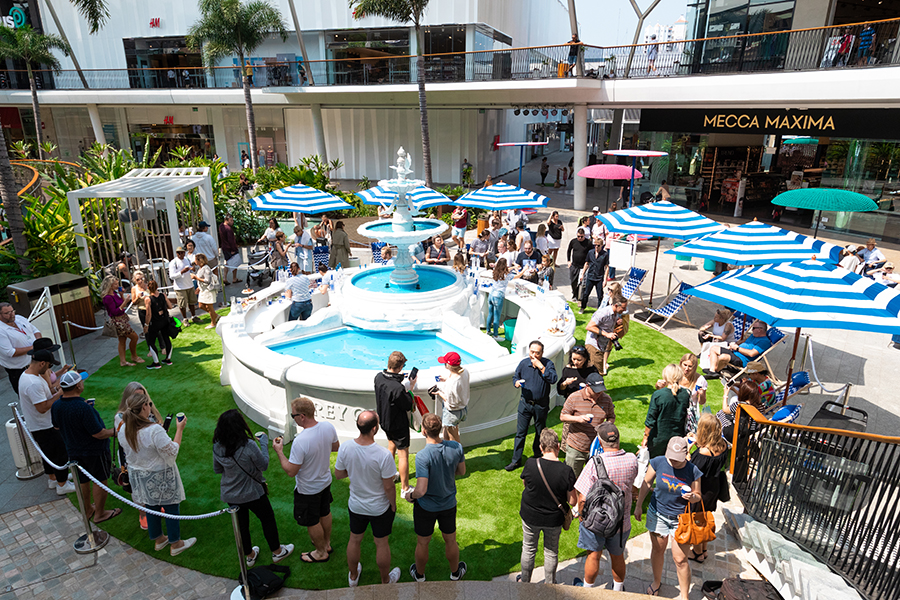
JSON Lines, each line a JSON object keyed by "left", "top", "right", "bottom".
{"left": 413, "top": 502, "right": 457, "bottom": 537}
{"left": 349, "top": 507, "right": 396, "bottom": 538}
{"left": 386, "top": 429, "right": 410, "bottom": 450}
{"left": 728, "top": 352, "right": 744, "bottom": 367}
{"left": 71, "top": 448, "right": 112, "bottom": 484}
{"left": 294, "top": 487, "right": 333, "bottom": 527}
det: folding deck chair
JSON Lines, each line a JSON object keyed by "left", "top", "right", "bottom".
{"left": 620, "top": 267, "right": 647, "bottom": 305}
{"left": 371, "top": 242, "right": 387, "bottom": 265}
{"left": 313, "top": 246, "right": 330, "bottom": 271}
{"left": 639, "top": 281, "right": 694, "bottom": 331}
{"left": 724, "top": 326, "right": 788, "bottom": 386}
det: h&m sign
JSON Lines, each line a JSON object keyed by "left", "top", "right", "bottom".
{"left": 639, "top": 109, "right": 900, "bottom": 140}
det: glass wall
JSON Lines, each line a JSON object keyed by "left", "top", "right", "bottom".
{"left": 326, "top": 28, "right": 410, "bottom": 85}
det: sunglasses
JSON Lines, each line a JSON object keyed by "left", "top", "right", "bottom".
{"left": 572, "top": 345, "right": 587, "bottom": 354}
{"left": 291, "top": 413, "right": 303, "bottom": 419}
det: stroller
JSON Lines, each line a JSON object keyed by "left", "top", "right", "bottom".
{"left": 246, "top": 243, "right": 274, "bottom": 287}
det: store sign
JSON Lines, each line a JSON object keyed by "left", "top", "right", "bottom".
{"left": 149, "top": 17, "right": 160, "bottom": 28}
{"left": 639, "top": 109, "right": 900, "bottom": 140}
{"left": 2, "top": 7, "right": 27, "bottom": 28}
{"left": 163, "top": 116, "right": 174, "bottom": 125}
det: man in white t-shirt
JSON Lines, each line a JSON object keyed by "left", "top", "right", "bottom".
{"left": 18, "top": 349, "right": 74, "bottom": 495}
{"left": 0, "top": 303, "right": 41, "bottom": 395}
{"left": 334, "top": 411, "right": 401, "bottom": 586}
{"left": 274, "top": 397, "right": 339, "bottom": 564}
{"left": 192, "top": 221, "right": 219, "bottom": 268}
{"left": 168, "top": 246, "right": 200, "bottom": 323}
{"left": 293, "top": 216, "right": 314, "bottom": 274}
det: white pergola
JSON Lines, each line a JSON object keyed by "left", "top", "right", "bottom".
{"left": 66, "top": 167, "right": 216, "bottom": 271}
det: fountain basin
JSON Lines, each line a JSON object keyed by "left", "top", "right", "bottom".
{"left": 351, "top": 266, "right": 457, "bottom": 294}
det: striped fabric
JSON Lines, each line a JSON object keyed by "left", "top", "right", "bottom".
{"left": 249, "top": 184, "right": 352, "bottom": 214}
{"left": 355, "top": 186, "right": 396, "bottom": 206}
{"left": 663, "top": 221, "right": 842, "bottom": 265}
{"left": 685, "top": 260, "right": 900, "bottom": 334}
{"left": 732, "top": 311, "right": 748, "bottom": 341}
{"left": 621, "top": 267, "right": 647, "bottom": 301}
{"left": 598, "top": 200, "right": 725, "bottom": 240}
{"left": 648, "top": 282, "right": 693, "bottom": 317}
{"left": 371, "top": 242, "right": 387, "bottom": 265}
{"left": 355, "top": 185, "right": 451, "bottom": 212}
{"left": 455, "top": 183, "right": 550, "bottom": 210}
{"left": 313, "top": 246, "right": 329, "bottom": 270}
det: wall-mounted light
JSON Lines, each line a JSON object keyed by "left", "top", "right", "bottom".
{"left": 514, "top": 108, "right": 521, "bottom": 116}
{"left": 561, "top": 109, "right": 569, "bottom": 116}
{"left": 551, "top": 109, "right": 558, "bottom": 116}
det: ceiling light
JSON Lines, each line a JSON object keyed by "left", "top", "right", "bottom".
{"left": 514, "top": 108, "right": 521, "bottom": 116}
{"left": 551, "top": 109, "right": 558, "bottom": 116}
{"left": 561, "top": 109, "right": 569, "bottom": 116}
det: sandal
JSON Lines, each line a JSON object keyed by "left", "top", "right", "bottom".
{"left": 93, "top": 507, "right": 122, "bottom": 524}
{"left": 300, "top": 551, "right": 329, "bottom": 563}
{"left": 689, "top": 550, "right": 707, "bottom": 563}
{"left": 120, "top": 362, "right": 135, "bottom": 367}
{"left": 647, "top": 583, "right": 660, "bottom": 596}
{"left": 132, "top": 357, "right": 145, "bottom": 364}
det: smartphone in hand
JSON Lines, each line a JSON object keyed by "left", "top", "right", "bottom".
{"left": 409, "top": 367, "right": 419, "bottom": 381}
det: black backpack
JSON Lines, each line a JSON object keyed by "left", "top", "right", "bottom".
{"left": 581, "top": 453, "right": 625, "bottom": 539}
{"left": 239, "top": 565, "right": 290, "bottom": 600}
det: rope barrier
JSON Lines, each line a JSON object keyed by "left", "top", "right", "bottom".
{"left": 66, "top": 322, "right": 105, "bottom": 332}
{"left": 12, "top": 405, "right": 228, "bottom": 521}
{"left": 805, "top": 342, "right": 850, "bottom": 395}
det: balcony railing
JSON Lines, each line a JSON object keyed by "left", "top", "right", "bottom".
{"left": 731, "top": 404, "right": 900, "bottom": 600}
{"left": 0, "top": 17, "right": 897, "bottom": 92}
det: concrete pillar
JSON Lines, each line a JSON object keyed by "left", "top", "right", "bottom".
{"left": 608, "top": 109, "right": 625, "bottom": 154}
{"left": 114, "top": 107, "right": 129, "bottom": 150}
{"left": 573, "top": 104, "right": 588, "bottom": 211}
{"left": 86, "top": 104, "right": 106, "bottom": 145}
{"left": 310, "top": 104, "right": 327, "bottom": 162}
{"left": 209, "top": 106, "right": 230, "bottom": 168}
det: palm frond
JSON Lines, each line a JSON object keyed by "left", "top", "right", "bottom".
{"left": 348, "top": 0, "right": 429, "bottom": 26}
{"left": 69, "top": 0, "right": 110, "bottom": 34}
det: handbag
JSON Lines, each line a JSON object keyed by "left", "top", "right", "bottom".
{"left": 674, "top": 498, "right": 716, "bottom": 545}
{"left": 101, "top": 318, "right": 117, "bottom": 338}
{"left": 110, "top": 421, "right": 132, "bottom": 493}
{"left": 536, "top": 459, "right": 573, "bottom": 531}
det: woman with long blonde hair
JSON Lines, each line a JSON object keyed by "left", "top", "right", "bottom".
{"left": 643, "top": 363, "right": 690, "bottom": 458}
{"left": 687, "top": 414, "right": 728, "bottom": 563}
{"left": 680, "top": 353, "right": 708, "bottom": 434}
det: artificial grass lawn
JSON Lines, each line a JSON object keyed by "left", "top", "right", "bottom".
{"left": 73, "top": 302, "right": 721, "bottom": 589}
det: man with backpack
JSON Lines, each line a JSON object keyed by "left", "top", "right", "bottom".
{"left": 573, "top": 423, "right": 637, "bottom": 590}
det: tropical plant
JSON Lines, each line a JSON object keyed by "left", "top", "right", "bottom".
{"left": 40, "top": 140, "right": 58, "bottom": 158}
{"left": 187, "top": 0, "right": 288, "bottom": 172}
{"left": 10, "top": 140, "right": 32, "bottom": 160}
{"left": 350, "top": 0, "right": 434, "bottom": 188}
{"left": 0, "top": 26, "right": 71, "bottom": 159}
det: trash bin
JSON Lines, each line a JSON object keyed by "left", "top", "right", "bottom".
{"left": 7, "top": 273, "right": 93, "bottom": 341}
{"left": 476, "top": 218, "right": 488, "bottom": 237}
{"left": 703, "top": 258, "right": 717, "bottom": 272}
{"left": 674, "top": 241, "right": 691, "bottom": 262}
{"left": 503, "top": 318, "right": 517, "bottom": 342}
{"left": 347, "top": 256, "right": 360, "bottom": 269}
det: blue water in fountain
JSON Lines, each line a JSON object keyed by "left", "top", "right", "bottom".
{"left": 365, "top": 221, "right": 442, "bottom": 233}
{"left": 269, "top": 327, "right": 482, "bottom": 369}
{"left": 351, "top": 266, "right": 456, "bottom": 294}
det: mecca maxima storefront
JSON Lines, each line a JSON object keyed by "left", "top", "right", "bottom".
{"left": 637, "top": 108, "right": 900, "bottom": 243}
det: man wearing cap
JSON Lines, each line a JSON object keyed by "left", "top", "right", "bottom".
{"left": 741, "top": 361, "right": 775, "bottom": 409}
{"left": 839, "top": 245, "right": 861, "bottom": 273}
{"left": 192, "top": 221, "right": 219, "bottom": 268}
{"left": 434, "top": 352, "right": 469, "bottom": 445}
{"left": 573, "top": 423, "right": 637, "bottom": 590}
{"left": 18, "top": 348, "right": 74, "bottom": 495}
{"left": 585, "top": 296, "right": 628, "bottom": 375}
{"left": 169, "top": 246, "right": 200, "bottom": 324}
{"left": 579, "top": 237, "right": 609, "bottom": 313}
{"left": 871, "top": 261, "right": 899, "bottom": 288}
{"left": 567, "top": 227, "right": 592, "bottom": 302}
{"left": 374, "top": 351, "right": 417, "bottom": 499}
{"left": 0, "top": 302, "right": 42, "bottom": 395}
{"left": 560, "top": 373, "right": 615, "bottom": 476}
{"left": 507, "top": 340, "right": 558, "bottom": 471}
{"left": 587, "top": 206, "right": 600, "bottom": 231}
{"left": 51, "top": 371, "right": 120, "bottom": 523}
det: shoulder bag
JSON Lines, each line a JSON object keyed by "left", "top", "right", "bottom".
{"left": 674, "top": 498, "right": 716, "bottom": 545}
{"left": 110, "top": 421, "right": 132, "bottom": 493}
{"left": 234, "top": 445, "right": 269, "bottom": 496}
{"left": 101, "top": 318, "right": 117, "bottom": 338}
{"left": 536, "top": 459, "right": 573, "bottom": 530}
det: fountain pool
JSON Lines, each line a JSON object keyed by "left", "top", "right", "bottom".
{"left": 350, "top": 266, "right": 457, "bottom": 294}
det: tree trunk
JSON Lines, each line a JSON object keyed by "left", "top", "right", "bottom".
{"left": 43, "top": 0, "right": 89, "bottom": 89}
{"left": 27, "top": 65, "right": 44, "bottom": 159}
{"left": 0, "top": 122, "right": 31, "bottom": 274}
{"left": 241, "top": 52, "right": 259, "bottom": 173}
{"left": 415, "top": 24, "right": 433, "bottom": 188}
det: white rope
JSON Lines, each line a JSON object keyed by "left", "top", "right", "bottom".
{"left": 66, "top": 322, "right": 105, "bottom": 332}
{"left": 805, "top": 341, "right": 851, "bottom": 395}
{"left": 12, "top": 406, "right": 228, "bottom": 521}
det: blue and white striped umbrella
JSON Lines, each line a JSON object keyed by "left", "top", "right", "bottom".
{"left": 355, "top": 186, "right": 451, "bottom": 212}
{"left": 684, "top": 260, "right": 900, "bottom": 334}
{"left": 249, "top": 184, "right": 352, "bottom": 214}
{"left": 598, "top": 200, "right": 725, "bottom": 241}
{"left": 455, "top": 183, "right": 549, "bottom": 210}
{"left": 664, "top": 221, "right": 843, "bottom": 265}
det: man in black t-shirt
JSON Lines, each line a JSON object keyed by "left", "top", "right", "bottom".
{"left": 515, "top": 241, "right": 543, "bottom": 284}
{"left": 580, "top": 237, "right": 609, "bottom": 313}
{"left": 374, "top": 351, "right": 416, "bottom": 500}
{"left": 567, "top": 228, "right": 592, "bottom": 301}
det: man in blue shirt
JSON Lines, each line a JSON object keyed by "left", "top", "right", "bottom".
{"left": 506, "top": 340, "right": 558, "bottom": 471}
{"left": 406, "top": 413, "right": 466, "bottom": 583}
{"left": 50, "top": 371, "right": 119, "bottom": 523}
{"left": 285, "top": 262, "right": 313, "bottom": 321}
{"left": 706, "top": 320, "right": 771, "bottom": 377}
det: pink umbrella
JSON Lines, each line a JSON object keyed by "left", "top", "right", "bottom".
{"left": 577, "top": 164, "right": 644, "bottom": 211}
{"left": 603, "top": 149, "right": 669, "bottom": 208}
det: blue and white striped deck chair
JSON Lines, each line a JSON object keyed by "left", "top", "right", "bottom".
{"left": 313, "top": 246, "right": 330, "bottom": 270}
{"left": 767, "top": 371, "right": 812, "bottom": 415}
{"left": 640, "top": 281, "right": 694, "bottom": 331}
{"left": 621, "top": 267, "right": 647, "bottom": 304}
{"left": 371, "top": 242, "right": 387, "bottom": 265}
{"left": 725, "top": 326, "right": 788, "bottom": 386}
{"left": 731, "top": 311, "right": 748, "bottom": 341}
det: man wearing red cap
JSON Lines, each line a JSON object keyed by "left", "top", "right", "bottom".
{"left": 434, "top": 352, "right": 469, "bottom": 445}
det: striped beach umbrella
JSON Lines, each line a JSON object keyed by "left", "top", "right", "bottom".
{"left": 455, "top": 183, "right": 549, "bottom": 210}
{"left": 685, "top": 260, "right": 900, "bottom": 383}
{"left": 664, "top": 220, "right": 843, "bottom": 265}
{"left": 355, "top": 186, "right": 397, "bottom": 206}
{"left": 355, "top": 185, "right": 451, "bottom": 212}
{"left": 249, "top": 184, "right": 352, "bottom": 214}
{"left": 598, "top": 200, "right": 725, "bottom": 240}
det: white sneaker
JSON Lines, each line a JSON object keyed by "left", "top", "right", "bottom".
{"left": 273, "top": 543, "right": 294, "bottom": 563}
{"left": 170, "top": 537, "right": 196, "bottom": 556}
{"left": 47, "top": 478, "right": 55, "bottom": 490}
{"left": 349, "top": 562, "right": 362, "bottom": 587}
{"left": 246, "top": 546, "right": 260, "bottom": 567}
{"left": 388, "top": 567, "right": 401, "bottom": 584}
{"left": 55, "top": 481, "right": 76, "bottom": 495}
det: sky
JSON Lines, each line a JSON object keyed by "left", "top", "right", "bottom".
{"left": 574, "top": 0, "right": 691, "bottom": 46}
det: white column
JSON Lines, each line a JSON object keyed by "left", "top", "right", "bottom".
{"left": 464, "top": 24, "right": 475, "bottom": 81}
{"left": 573, "top": 104, "right": 588, "bottom": 211}
{"left": 209, "top": 106, "right": 230, "bottom": 168}
{"left": 609, "top": 109, "right": 624, "bottom": 152}
{"left": 66, "top": 191, "right": 90, "bottom": 270}
{"left": 114, "top": 108, "right": 129, "bottom": 150}
{"left": 86, "top": 104, "right": 106, "bottom": 145}
{"left": 310, "top": 104, "right": 327, "bottom": 162}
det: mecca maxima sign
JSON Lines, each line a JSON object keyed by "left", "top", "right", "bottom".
{"left": 639, "top": 109, "right": 900, "bottom": 140}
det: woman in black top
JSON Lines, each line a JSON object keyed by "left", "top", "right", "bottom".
{"left": 519, "top": 429, "right": 576, "bottom": 584}
{"left": 143, "top": 280, "right": 174, "bottom": 369}
{"left": 546, "top": 211, "right": 564, "bottom": 265}
{"left": 688, "top": 413, "right": 728, "bottom": 563}
{"left": 557, "top": 346, "right": 598, "bottom": 452}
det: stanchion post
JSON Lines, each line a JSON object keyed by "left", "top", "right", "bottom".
{"left": 840, "top": 383, "right": 853, "bottom": 415}
{"left": 229, "top": 507, "right": 252, "bottom": 600}
{"left": 64, "top": 319, "right": 77, "bottom": 369}
{"left": 9, "top": 403, "right": 43, "bottom": 480}
{"left": 69, "top": 462, "right": 109, "bottom": 553}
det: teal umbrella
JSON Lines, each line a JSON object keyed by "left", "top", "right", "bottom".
{"left": 771, "top": 188, "right": 879, "bottom": 238}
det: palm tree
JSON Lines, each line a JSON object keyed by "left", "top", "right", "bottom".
{"left": 188, "top": 0, "right": 288, "bottom": 173}
{"left": 0, "top": 26, "right": 70, "bottom": 159}
{"left": 349, "top": 0, "right": 434, "bottom": 188}
{"left": 43, "top": 0, "right": 110, "bottom": 88}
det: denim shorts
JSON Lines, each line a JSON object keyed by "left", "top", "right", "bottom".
{"left": 442, "top": 405, "right": 467, "bottom": 427}
{"left": 452, "top": 226, "right": 466, "bottom": 238}
{"left": 576, "top": 521, "right": 629, "bottom": 556}
{"left": 646, "top": 505, "right": 679, "bottom": 537}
